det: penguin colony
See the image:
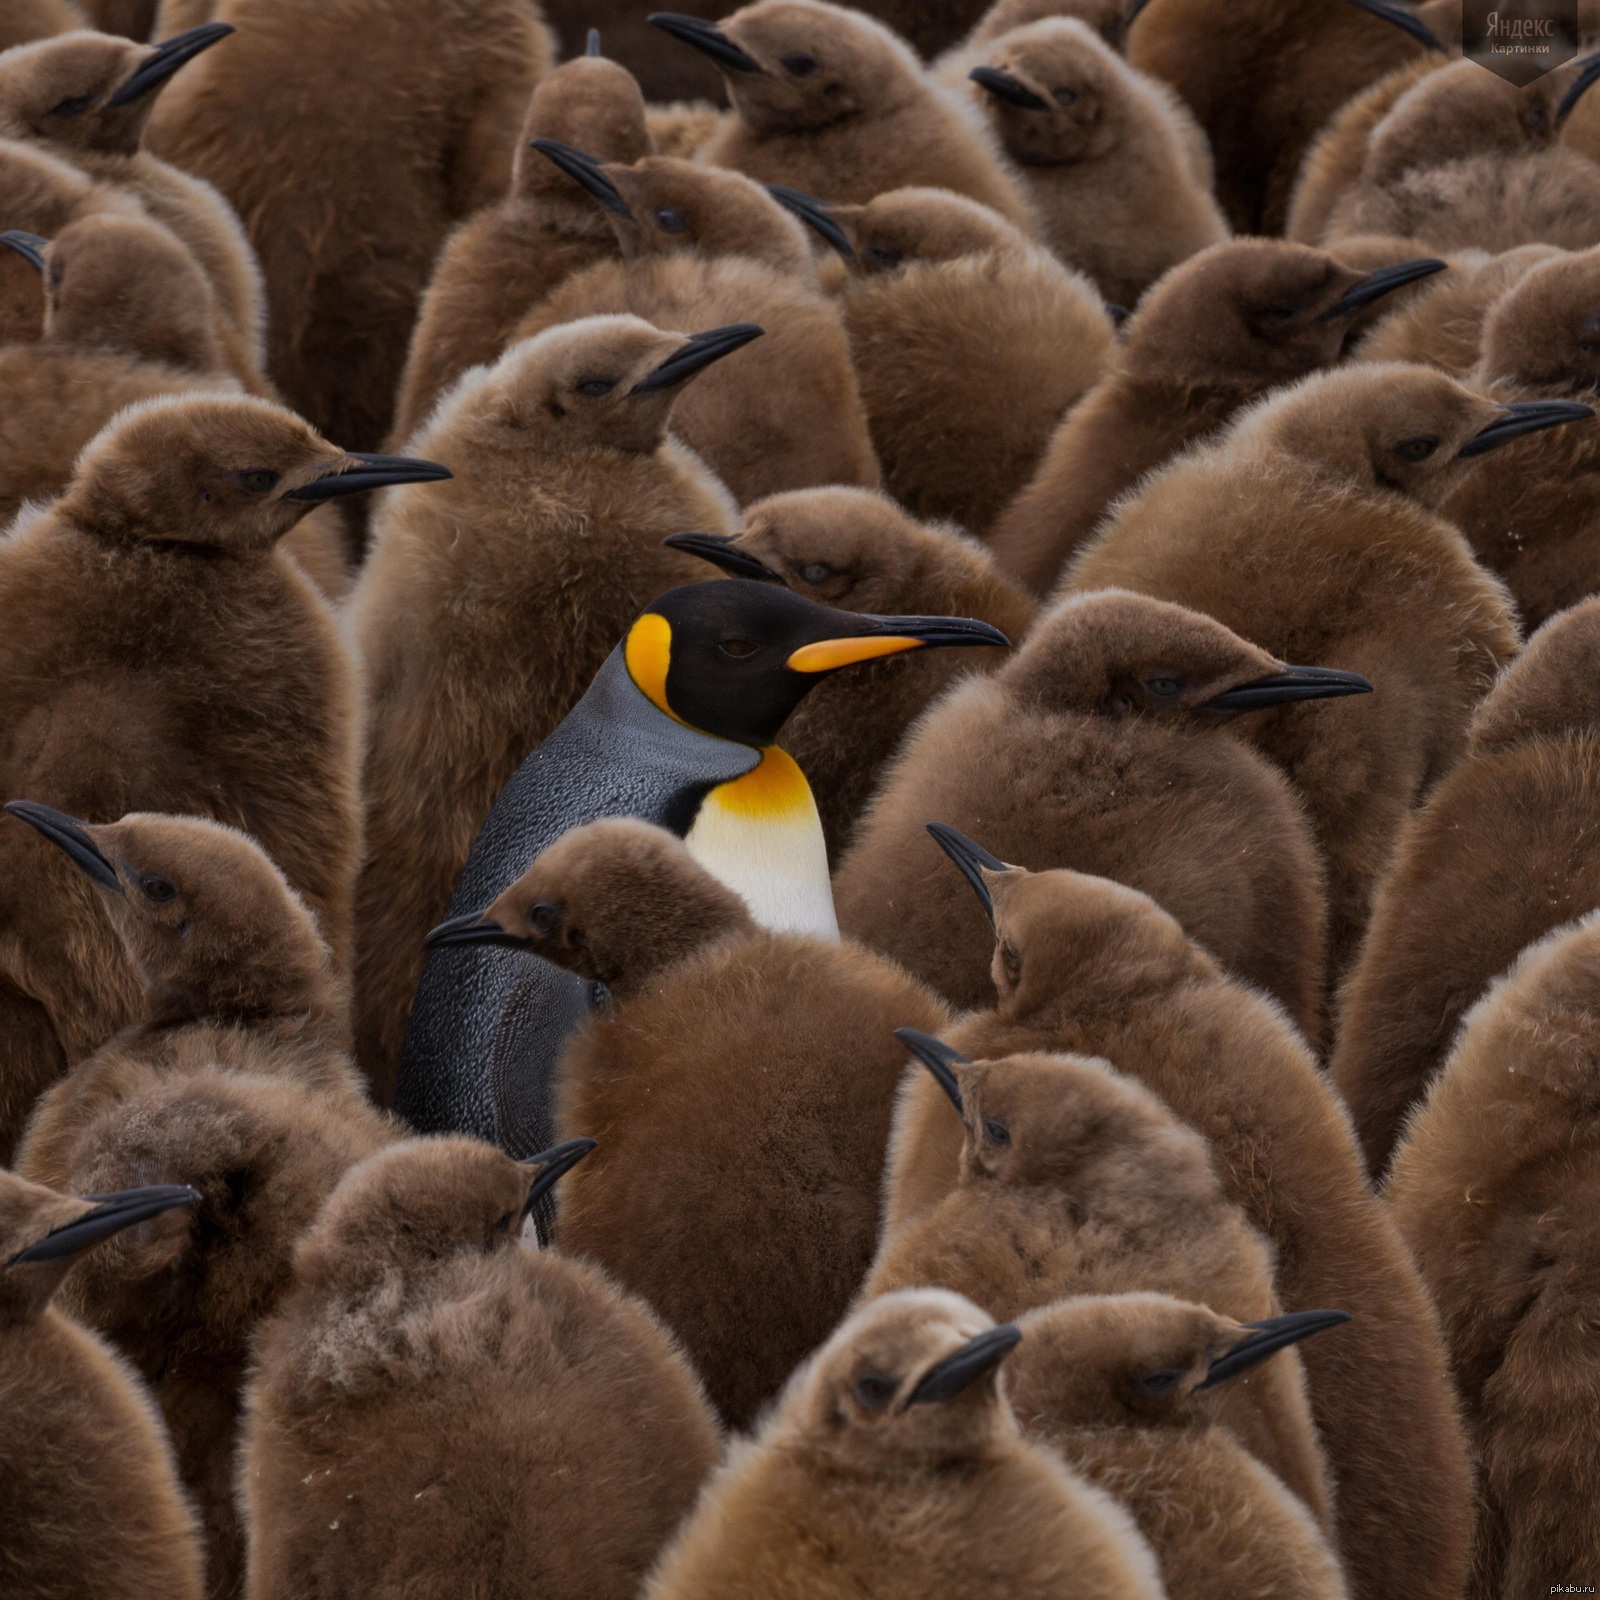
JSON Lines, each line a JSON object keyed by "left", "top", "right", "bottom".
{"left": 7, "top": 0, "right": 1600, "bottom": 1596}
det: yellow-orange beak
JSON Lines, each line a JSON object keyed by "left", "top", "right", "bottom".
{"left": 786, "top": 635, "right": 925, "bottom": 673}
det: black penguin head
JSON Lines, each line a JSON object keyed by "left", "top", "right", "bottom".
{"left": 624, "top": 579, "right": 1010, "bottom": 746}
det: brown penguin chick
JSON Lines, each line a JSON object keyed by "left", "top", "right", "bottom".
{"left": 834, "top": 590, "right": 1333, "bottom": 1039}
{"left": 1440, "top": 247, "right": 1600, "bottom": 627}
{"left": 987, "top": 238, "right": 1447, "bottom": 594}
{"left": 511, "top": 151, "right": 879, "bottom": 503}
{"left": 816, "top": 183, "right": 1114, "bottom": 534}
{"left": 389, "top": 51, "right": 652, "bottom": 446}
{"left": 1009, "top": 1295, "right": 1352, "bottom": 1600}
{"left": 645, "top": 96, "right": 726, "bottom": 158}
{"left": 443, "top": 816, "right": 951, "bottom": 1426}
{"left": 0, "top": 396, "right": 441, "bottom": 1149}
{"left": 1350, "top": 242, "right": 1560, "bottom": 375}
{"left": 1, "top": 0, "right": 86, "bottom": 52}
{"left": 18, "top": 1062, "right": 394, "bottom": 1600}
{"left": 651, "top": 0, "right": 1038, "bottom": 228}
{"left": 0, "top": 27, "right": 273, "bottom": 396}
{"left": 1067, "top": 363, "right": 1538, "bottom": 978}
{"left": 146, "top": 0, "right": 551, "bottom": 455}
{"left": 1327, "top": 55, "right": 1600, "bottom": 252}
{"left": 965, "top": 19, "right": 1227, "bottom": 307}
{"left": 1126, "top": 0, "right": 1437, "bottom": 233}
{"left": 1387, "top": 911, "right": 1600, "bottom": 1598}
{"left": 644, "top": 1287, "right": 1167, "bottom": 1600}
{"left": 83, "top": 0, "right": 155, "bottom": 37}
{"left": 865, "top": 1043, "right": 1333, "bottom": 1522}
{"left": 349, "top": 316, "right": 737, "bottom": 1102}
{"left": 0, "top": 1170, "right": 205, "bottom": 1600}
{"left": 952, "top": 0, "right": 1143, "bottom": 56}
{"left": 672, "top": 487, "right": 1037, "bottom": 859}
{"left": 890, "top": 841, "right": 1475, "bottom": 1600}
{"left": 1332, "top": 597, "right": 1600, "bottom": 1172}
{"left": 241, "top": 1134, "right": 721, "bottom": 1600}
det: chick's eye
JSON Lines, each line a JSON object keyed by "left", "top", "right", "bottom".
{"left": 983, "top": 1115, "right": 1011, "bottom": 1146}
{"left": 854, "top": 1370, "right": 897, "bottom": 1410}
{"left": 1395, "top": 435, "right": 1438, "bottom": 462}
{"left": 1052, "top": 86, "right": 1078, "bottom": 105}
{"left": 1144, "top": 676, "right": 1182, "bottom": 699}
{"left": 1258, "top": 304, "right": 1298, "bottom": 323}
{"left": 798, "top": 562, "right": 833, "bottom": 585}
{"left": 529, "top": 901, "right": 563, "bottom": 936}
{"left": 48, "top": 94, "right": 95, "bottom": 118}
{"left": 719, "top": 637, "right": 756, "bottom": 658}
{"left": 139, "top": 875, "right": 176, "bottom": 904}
{"left": 47, "top": 262, "right": 65, "bottom": 292}
{"left": 782, "top": 51, "right": 818, "bottom": 76}
{"left": 1134, "top": 1367, "right": 1184, "bottom": 1396}
{"left": 575, "top": 377, "right": 616, "bottom": 398}
{"left": 653, "top": 208, "right": 688, "bottom": 234}
{"left": 1001, "top": 942, "right": 1021, "bottom": 978}
{"left": 232, "top": 469, "right": 279, "bottom": 495}
{"left": 864, "top": 244, "right": 902, "bottom": 271}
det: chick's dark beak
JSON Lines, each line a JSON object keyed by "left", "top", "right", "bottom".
{"left": 108, "top": 23, "right": 235, "bottom": 108}
{"left": 1340, "top": 0, "right": 1446, "bottom": 52}
{"left": 894, "top": 1028, "right": 970, "bottom": 1116}
{"left": 925, "top": 822, "right": 1009, "bottom": 925}
{"left": 1200, "top": 666, "right": 1374, "bottom": 713}
{"left": 647, "top": 12, "right": 767, "bottom": 73}
{"left": 1318, "top": 257, "right": 1447, "bottom": 320}
{"left": 423, "top": 910, "right": 530, "bottom": 952}
{"left": 766, "top": 184, "right": 855, "bottom": 260}
{"left": 968, "top": 66, "right": 1050, "bottom": 110}
{"left": 1558, "top": 51, "right": 1600, "bottom": 125}
{"left": 664, "top": 531, "right": 786, "bottom": 584}
{"left": 905, "top": 1324, "right": 1023, "bottom": 1406}
{"left": 6, "top": 1185, "right": 201, "bottom": 1267}
{"left": 0, "top": 231, "right": 49, "bottom": 275}
{"left": 528, "top": 139, "right": 634, "bottom": 218}
{"left": 519, "top": 1137, "right": 598, "bottom": 1213}
{"left": 1198, "top": 1309, "right": 1352, "bottom": 1389}
{"left": 283, "top": 453, "right": 453, "bottom": 502}
{"left": 1456, "top": 400, "right": 1595, "bottom": 457}
{"left": 631, "top": 325, "right": 765, "bottom": 394}
{"left": 5, "top": 800, "right": 122, "bottom": 893}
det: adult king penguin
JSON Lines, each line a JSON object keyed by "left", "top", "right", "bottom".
{"left": 398, "top": 578, "right": 1007, "bottom": 1175}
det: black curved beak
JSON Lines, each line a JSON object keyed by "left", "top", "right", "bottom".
{"left": 969, "top": 65, "right": 1050, "bottom": 110}
{"left": 423, "top": 910, "right": 530, "bottom": 952}
{"left": 647, "top": 12, "right": 767, "bottom": 73}
{"left": 283, "top": 453, "right": 453, "bottom": 502}
{"left": 0, "top": 231, "right": 49, "bottom": 275}
{"left": 906, "top": 1323, "right": 1023, "bottom": 1406}
{"left": 894, "top": 1027, "right": 969, "bottom": 1116}
{"left": 1200, "top": 666, "right": 1374, "bottom": 713}
{"left": 1197, "top": 1308, "right": 1351, "bottom": 1390}
{"left": 926, "top": 822, "right": 1009, "bottom": 925}
{"left": 1558, "top": 50, "right": 1600, "bottom": 125}
{"left": 7, "top": 1184, "right": 201, "bottom": 1267}
{"left": 5, "top": 801, "right": 122, "bottom": 893}
{"left": 528, "top": 138, "right": 634, "bottom": 218}
{"left": 1123, "top": 0, "right": 1153, "bottom": 27}
{"left": 1340, "top": 0, "right": 1446, "bottom": 52}
{"left": 1456, "top": 400, "right": 1595, "bottom": 458}
{"left": 766, "top": 184, "right": 855, "bottom": 260}
{"left": 586, "top": 26, "right": 603, "bottom": 54}
{"left": 631, "top": 324, "right": 765, "bottom": 394}
{"left": 1318, "top": 257, "right": 1447, "bottom": 320}
{"left": 519, "top": 1136, "right": 598, "bottom": 1213}
{"left": 107, "top": 23, "right": 235, "bottom": 108}
{"left": 664, "top": 531, "right": 785, "bottom": 584}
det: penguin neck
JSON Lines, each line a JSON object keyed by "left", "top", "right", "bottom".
{"left": 684, "top": 745, "right": 840, "bottom": 941}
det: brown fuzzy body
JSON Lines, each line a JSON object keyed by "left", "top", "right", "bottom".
{"left": 241, "top": 1138, "right": 722, "bottom": 1600}
{"left": 1334, "top": 599, "right": 1600, "bottom": 1171}
{"left": 643, "top": 1289, "right": 1166, "bottom": 1600}
{"left": 515, "top": 253, "right": 878, "bottom": 504}
{"left": 1066, "top": 365, "right": 1521, "bottom": 978}
{"left": 1126, "top": 0, "right": 1430, "bottom": 232}
{"left": 147, "top": 0, "right": 552, "bottom": 451}
{"left": 0, "top": 403, "right": 362, "bottom": 1154}
{"left": 349, "top": 320, "right": 727, "bottom": 1100}
{"left": 1388, "top": 912, "right": 1600, "bottom": 1598}
{"left": 841, "top": 230, "right": 1113, "bottom": 533}
{"left": 834, "top": 593, "right": 1328, "bottom": 1041}
{"left": 556, "top": 927, "right": 950, "bottom": 1426}
{"left": 887, "top": 866, "right": 1472, "bottom": 1600}
{"left": 0, "top": 0, "right": 85, "bottom": 50}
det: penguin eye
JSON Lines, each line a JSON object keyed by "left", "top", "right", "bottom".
{"left": 139, "top": 874, "right": 177, "bottom": 904}
{"left": 983, "top": 1115, "right": 1011, "bottom": 1146}
{"left": 719, "top": 637, "right": 757, "bottom": 658}
{"left": 575, "top": 377, "right": 617, "bottom": 398}
{"left": 231, "top": 469, "right": 280, "bottom": 495}
{"left": 1395, "top": 435, "right": 1439, "bottom": 462}
{"left": 1052, "top": 86, "right": 1078, "bottom": 105}
{"left": 864, "top": 244, "right": 903, "bottom": 272}
{"left": 1133, "top": 1367, "right": 1185, "bottom": 1397}
{"left": 48, "top": 94, "right": 95, "bottom": 119}
{"left": 1258, "top": 304, "right": 1299, "bottom": 323}
{"left": 1143, "top": 676, "right": 1182, "bottom": 700}
{"left": 653, "top": 208, "right": 689, "bottom": 234}
{"left": 854, "top": 1370, "right": 898, "bottom": 1410}
{"left": 782, "top": 52, "right": 819, "bottom": 76}
{"left": 47, "top": 261, "right": 65, "bottom": 293}
{"left": 798, "top": 562, "right": 834, "bottom": 585}
{"left": 528, "top": 901, "right": 563, "bottom": 936}
{"left": 1001, "top": 942, "right": 1021, "bottom": 980}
